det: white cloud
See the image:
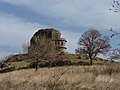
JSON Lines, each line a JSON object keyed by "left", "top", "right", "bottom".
{"left": 0, "top": 12, "right": 46, "bottom": 58}
{"left": 2, "top": 0, "right": 120, "bottom": 31}
{"left": 61, "top": 30, "right": 81, "bottom": 53}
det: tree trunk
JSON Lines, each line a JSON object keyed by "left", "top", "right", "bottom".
{"left": 49, "top": 60, "right": 52, "bottom": 68}
{"left": 89, "top": 55, "right": 93, "bottom": 65}
{"left": 90, "top": 59, "right": 93, "bottom": 65}
{"left": 35, "top": 62, "right": 38, "bottom": 71}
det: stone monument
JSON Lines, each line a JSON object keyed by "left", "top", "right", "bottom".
{"left": 28, "top": 28, "right": 67, "bottom": 53}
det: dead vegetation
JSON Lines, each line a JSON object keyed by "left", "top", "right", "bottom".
{"left": 0, "top": 63, "right": 120, "bottom": 90}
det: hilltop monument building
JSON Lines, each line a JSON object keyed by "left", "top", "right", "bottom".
{"left": 28, "top": 28, "right": 67, "bottom": 53}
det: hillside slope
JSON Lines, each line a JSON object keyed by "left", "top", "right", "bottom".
{"left": 0, "top": 53, "right": 114, "bottom": 73}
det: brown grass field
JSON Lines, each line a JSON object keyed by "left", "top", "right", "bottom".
{"left": 0, "top": 64, "right": 120, "bottom": 90}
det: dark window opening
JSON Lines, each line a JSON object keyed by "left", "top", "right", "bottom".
{"left": 61, "top": 42, "right": 63, "bottom": 45}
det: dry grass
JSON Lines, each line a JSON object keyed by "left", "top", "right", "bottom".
{"left": 0, "top": 64, "right": 120, "bottom": 90}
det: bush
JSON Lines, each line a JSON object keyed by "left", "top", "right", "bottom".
{"left": 0, "top": 66, "right": 15, "bottom": 73}
{"left": 52, "top": 60, "right": 72, "bottom": 66}
{"left": 0, "top": 63, "right": 7, "bottom": 69}
{"left": 29, "top": 60, "right": 72, "bottom": 68}
{"left": 77, "top": 61, "right": 90, "bottom": 65}
{"left": 29, "top": 62, "right": 37, "bottom": 68}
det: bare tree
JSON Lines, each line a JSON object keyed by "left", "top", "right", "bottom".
{"left": 28, "top": 36, "right": 57, "bottom": 71}
{"left": 22, "top": 42, "right": 29, "bottom": 53}
{"left": 109, "top": 0, "right": 120, "bottom": 12}
{"left": 109, "top": 48, "right": 120, "bottom": 60}
{"left": 75, "top": 29, "right": 111, "bottom": 65}
{"left": 109, "top": 28, "right": 120, "bottom": 60}
{"left": 109, "top": 1, "right": 120, "bottom": 61}
{"left": 109, "top": 28, "right": 120, "bottom": 38}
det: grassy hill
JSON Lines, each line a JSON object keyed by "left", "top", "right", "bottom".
{"left": 0, "top": 53, "right": 114, "bottom": 73}
{"left": 0, "top": 64, "right": 120, "bottom": 90}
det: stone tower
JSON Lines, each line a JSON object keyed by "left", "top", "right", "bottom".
{"left": 29, "top": 28, "right": 67, "bottom": 53}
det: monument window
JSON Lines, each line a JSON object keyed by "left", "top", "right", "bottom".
{"left": 61, "top": 42, "right": 63, "bottom": 45}
{"left": 55, "top": 42, "right": 57, "bottom": 45}
{"left": 58, "top": 42, "right": 60, "bottom": 45}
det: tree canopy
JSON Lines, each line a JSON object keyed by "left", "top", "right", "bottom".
{"left": 75, "top": 29, "right": 111, "bottom": 65}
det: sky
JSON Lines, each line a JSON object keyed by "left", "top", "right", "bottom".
{"left": 0, "top": 0, "right": 120, "bottom": 60}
